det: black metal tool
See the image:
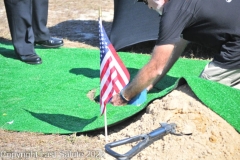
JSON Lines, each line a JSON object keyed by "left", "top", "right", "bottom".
{"left": 105, "top": 123, "right": 179, "bottom": 160}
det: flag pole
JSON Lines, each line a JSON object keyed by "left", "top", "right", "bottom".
{"left": 99, "top": 6, "right": 102, "bottom": 20}
{"left": 99, "top": 7, "right": 109, "bottom": 143}
{"left": 104, "top": 106, "right": 108, "bottom": 143}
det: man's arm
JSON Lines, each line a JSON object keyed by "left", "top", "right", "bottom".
{"left": 110, "top": 38, "right": 188, "bottom": 106}
{"left": 147, "top": 38, "right": 189, "bottom": 90}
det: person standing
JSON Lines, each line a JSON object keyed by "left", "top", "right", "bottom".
{"left": 4, "top": 0, "right": 64, "bottom": 64}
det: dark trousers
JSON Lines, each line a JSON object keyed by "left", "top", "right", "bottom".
{"left": 4, "top": 0, "right": 50, "bottom": 56}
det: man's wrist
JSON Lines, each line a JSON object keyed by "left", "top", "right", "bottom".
{"left": 120, "top": 89, "right": 130, "bottom": 102}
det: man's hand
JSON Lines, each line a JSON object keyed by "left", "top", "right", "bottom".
{"left": 110, "top": 93, "right": 128, "bottom": 106}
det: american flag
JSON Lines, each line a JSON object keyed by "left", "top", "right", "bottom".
{"left": 99, "top": 18, "right": 130, "bottom": 115}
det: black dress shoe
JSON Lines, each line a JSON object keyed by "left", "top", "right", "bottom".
{"left": 35, "top": 37, "right": 64, "bottom": 48}
{"left": 19, "top": 54, "right": 42, "bottom": 65}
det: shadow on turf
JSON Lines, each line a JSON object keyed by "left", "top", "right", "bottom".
{"left": 69, "top": 67, "right": 179, "bottom": 105}
{"left": 69, "top": 67, "right": 179, "bottom": 93}
{"left": 69, "top": 67, "right": 140, "bottom": 79}
{"left": 70, "top": 68, "right": 100, "bottom": 78}
{"left": 0, "top": 47, "right": 18, "bottom": 60}
{"left": 0, "top": 38, "right": 17, "bottom": 60}
{"left": 24, "top": 109, "right": 97, "bottom": 133}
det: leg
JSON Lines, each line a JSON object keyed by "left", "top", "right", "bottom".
{"left": 32, "top": 0, "right": 50, "bottom": 41}
{"left": 4, "top": 0, "right": 42, "bottom": 64}
{"left": 4, "top": 0, "right": 35, "bottom": 56}
{"left": 200, "top": 61, "right": 240, "bottom": 89}
{"left": 32, "top": 0, "right": 63, "bottom": 48}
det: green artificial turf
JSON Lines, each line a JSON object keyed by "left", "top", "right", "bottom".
{"left": 0, "top": 43, "right": 239, "bottom": 134}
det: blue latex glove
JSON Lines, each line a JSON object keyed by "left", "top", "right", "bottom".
{"left": 128, "top": 89, "right": 147, "bottom": 106}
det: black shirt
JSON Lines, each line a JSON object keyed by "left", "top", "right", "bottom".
{"left": 156, "top": 0, "right": 240, "bottom": 69}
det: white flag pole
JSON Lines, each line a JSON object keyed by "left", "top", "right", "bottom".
{"left": 104, "top": 107, "right": 108, "bottom": 143}
{"left": 99, "top": 7, "right": 109, "bottom": 143}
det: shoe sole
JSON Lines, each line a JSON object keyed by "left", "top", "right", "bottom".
{"left": 24, "top": 61, "right": 42, "bottom": 65}
{"left": 35, "top": 43, "right": 64, "bottom": 48}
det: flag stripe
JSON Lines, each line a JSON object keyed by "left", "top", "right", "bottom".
{"left": 99, "top": 18, "right": 130, "bottom": 115}
{"left": 108, "top": 44, "right": 130, "bottom": 84}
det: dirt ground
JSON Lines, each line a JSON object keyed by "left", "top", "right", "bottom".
{"left": 0, "top": 1, "right": 239, "bottom": 160}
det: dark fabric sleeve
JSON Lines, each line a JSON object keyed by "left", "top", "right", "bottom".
{"left": 156, "top": 10, "right": 194, "bottom": 45}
